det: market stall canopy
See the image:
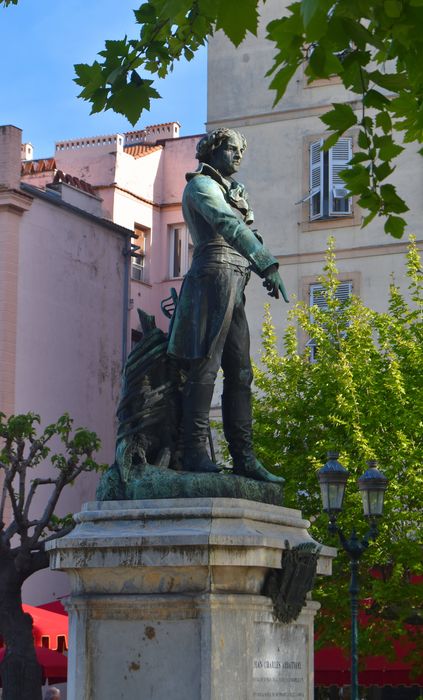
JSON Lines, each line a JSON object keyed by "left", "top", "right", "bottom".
{"left": 315, "top": 637, "right": 423, "bottom": 688}
{"left": 0, "top": 646, "right": 67, "bottom": 685}
{"left": 22, "top": 604, "right": 68, "bottom": 651}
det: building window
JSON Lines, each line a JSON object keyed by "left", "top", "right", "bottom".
{"left": 308, "top": 280, "right": 353, "bottom": 362}
{"left": 131, "top": 225, "right": 150, "bottom": 282}
{"left": 169, "top": 225, "right": 193, "bottom": 278}
{"left": 306, "top": 137, "right": 352, "bottom": 220}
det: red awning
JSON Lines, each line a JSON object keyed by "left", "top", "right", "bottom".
{"left": 37, "top": 600, "right": 67, "bottom": 616}
{"left": 22, "top": 604, "right": 68, "bottom": 652}
{"left": 0, "top": 646, "right": 67, "bottom": 685}
{"left": 315, "top": 637, "right": 423, "bottom": 688}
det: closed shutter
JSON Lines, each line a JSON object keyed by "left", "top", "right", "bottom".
{"left": 329, "top": 137, "right": 352, "bottom": 216}
{"left": 309, "top": 139, "right": 324, "bottom": 220}
{"left": 308, "top": 281, "right": 353, "bottom": 361}
{"left": 310, "top": 280, "right": 353, "bottom": 309}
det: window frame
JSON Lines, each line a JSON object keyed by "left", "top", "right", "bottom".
{"left": 299, "top": 272, "right": 361, "bottom": 357}
{"left": 168, "top": 224, "right": 193, "bottom": 279}
{"left": 300, "top": 132, "right": 360, "bottom": 232}
{"left": 131, "top": 224, "right": 151, "bottom": 283}
{"left": 307, "top": 279, "right": 354, "bottom": 362}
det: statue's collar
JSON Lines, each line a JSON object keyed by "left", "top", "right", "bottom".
{"left": 186, "top": 162, "right": 233, "bottom": 188}
{"left": 186, "top": 163, "right": 254, "bottom": 224}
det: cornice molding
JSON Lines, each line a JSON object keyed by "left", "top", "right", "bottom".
{"left": 0, "top": 187, "right": 33, "bottom": 214}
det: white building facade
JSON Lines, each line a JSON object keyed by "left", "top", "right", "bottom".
{"left": 207, "top": 0, "right": 422, "bottom": 357}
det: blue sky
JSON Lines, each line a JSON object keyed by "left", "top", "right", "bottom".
{"left": 0, "top": 0, "right": 207, "bottom": 158}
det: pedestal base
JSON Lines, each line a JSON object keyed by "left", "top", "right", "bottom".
{"left": 47, "top": 498, "right": 336, "bottom": 700}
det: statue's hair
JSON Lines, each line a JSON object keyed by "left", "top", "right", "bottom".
{"left": 196, "top": 128, "right": 247, "bottom": 163}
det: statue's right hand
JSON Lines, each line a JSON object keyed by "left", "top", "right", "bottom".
{"left": 263, "top": 267, "right": 289, "bottom": 303}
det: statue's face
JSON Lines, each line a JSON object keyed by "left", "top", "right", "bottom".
{"left": 208, "top": 133, "right": 244, "bottom": 176}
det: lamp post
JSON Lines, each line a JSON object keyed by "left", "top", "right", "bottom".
{"left": 317, "top": 453, "right": 388, "bottom": 700}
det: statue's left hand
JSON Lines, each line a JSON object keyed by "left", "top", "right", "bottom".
{"left": 263, "top": 266, "right": 289, "bottom": 303}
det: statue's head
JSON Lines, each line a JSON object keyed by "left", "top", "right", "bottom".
{"left": 196, "top": 128, "right": 247, "bottom": 177}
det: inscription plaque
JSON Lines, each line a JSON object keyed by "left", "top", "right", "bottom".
{"left": 251, "top": 623, "right": 308, "bottom": 699}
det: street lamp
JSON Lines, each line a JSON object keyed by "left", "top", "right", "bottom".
{"left": 317, "top": 453, "right": 388, "bottom": 700}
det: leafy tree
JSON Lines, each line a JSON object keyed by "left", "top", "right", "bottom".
{"left": 252, "top": 238, "right": 422, "bottom": 669}
{"left": 2, "top": 0, "right": 421, "bottom": 235}
{"left": 0, "top": 413, "right": 102, "bottom": 700}
{"left": 56, "top": 0, "right": 422, "bottom": 238}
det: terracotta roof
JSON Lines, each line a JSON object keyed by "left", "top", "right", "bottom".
{"left": 124, "top": 144, "right": 163, "bottom": 159}
{"left": 21, "top": 158, "right": 56, "bottom": 175}
{"left": 52, "top": 170, "right": 97, "bottom": 197}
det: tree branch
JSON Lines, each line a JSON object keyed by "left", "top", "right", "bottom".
{"left": 23, "top": 477, "right": 56, "bottom": 521}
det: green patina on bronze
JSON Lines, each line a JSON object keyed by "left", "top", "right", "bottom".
{"left": 97, "top": 462, "right": 284, "bottom": 505}
{"left": 98, "top": 129, "right": 287, "bottom": 503}
{"left": 97, "top": 309, "right": 284, "bottom": 505}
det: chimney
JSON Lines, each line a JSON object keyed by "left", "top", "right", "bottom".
{"left": 0, "top": 125, "right": 22, "bottom": 190}
{"left": 21, "top": 142, "right": 34, "bottom": 161}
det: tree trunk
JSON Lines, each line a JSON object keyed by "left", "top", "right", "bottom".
{"left": 0, "top": 554, "right": 43, "bottom": 700}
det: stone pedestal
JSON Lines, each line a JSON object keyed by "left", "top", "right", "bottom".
{"left": 47, "top": 498, "right": 336, "bottom": 700}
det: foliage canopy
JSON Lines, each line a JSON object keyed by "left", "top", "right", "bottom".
{"left": 252, "top": 238, "right": 422, "bottom": 667}
{"left": 62, "top": 0, "right": 423, "bottom": 238}
{"left": 2, "top": 0, "right": 422, "bottom": 235}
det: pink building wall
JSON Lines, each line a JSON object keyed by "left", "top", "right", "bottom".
{"left": 1, "top": 124, "right": 132, "bottom": 604}
{"left": 2, "top": 121, "right": 205, "bottom": 604}
{"left": 36, "top": 125, "right": 204, "bottom": 335}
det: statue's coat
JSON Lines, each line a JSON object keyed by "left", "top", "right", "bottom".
{"left": 167, "top": 164, "right": 277, "bottom": 360}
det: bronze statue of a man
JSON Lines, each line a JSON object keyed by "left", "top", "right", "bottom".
{"left": 168, "top": 128, "right": 287, "bottom": 482}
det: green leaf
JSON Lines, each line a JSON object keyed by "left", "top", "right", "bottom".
{"left": 361, "top": 208, "right": 378, "bottom": 227}
{"left": 270, "top": 62, "right": 301, "bottom": 104}
{"left": 374, "top": 135, "right": 404, "bottom": 161}
{"left": 215, "top": 0, "right": 259, "bottom": 46}
{"left": 374, "top": 162, "right": 394, "bottom": 181}
{"left": 351, "top": 152, "right": 371, "bottom": 163}
{"left": 358, "top": 190, "right": 381, "bottom": 211}
{"left": 340, "top": 164, "right": 370, "bottom": 193}
{"left": 89, "top": 88, "right": 109, "bottom": 114}
{"left": 384, "top": 0, "right": 403, "bottom": 17}
{"left": 358, "top": 130, "right": 371, "bottom": 149}
{"left": 130, "top": 70, "right": 144, "bottom": 87}
{"left": 321, "top": 103, "right": 357, "bottom": 133}
{"left": 156, "top": 0, "right": 192, "bottom": 21}
{"left": 74, "top": 61, "right": 104, "bottom": 91}
{"left": 369, "top": 70, "right": 409, "bottom": 92}
{"left": 322, "top": 132, "right": 341, "bottom": 151}
{"left": 376, "top": 111, "right": 392, "bottom": 134}
{"left": 363, "top": 89, "right": 390, "bottom": 110}
{"left": 380, "top": 184, "right": 409, "bottom": 213}
{"left": 108, "top": 81, "right": 161, "bottom": 125}
{"left": 134, "top": 3, "right": 157, "bottom": 23}
{"left": 384, "top": 215, "right": 406, "bottom": 238}
{"left": 301, "top": 0, "right": 333, "bottom": 39}
{"left": 341, "top": 51, "right": 371, "bottom": 92}
{"left": 308, "top": 45, "right": 343, "bottom": 78}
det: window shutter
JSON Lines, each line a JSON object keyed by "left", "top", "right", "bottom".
{"left": 308, "top": 280, "right": 353, "bottom": 361}
{"left": 329, "top": 137, "right": 352, "bottom": 216}
{"left": 169, "top": 225, "right": 191, "bottom": 278}
{"left": 309, "top": 139, "right": 323, "bottom": 220}
{"left": 310, "top": 280, "right": 353, "bottom": 309}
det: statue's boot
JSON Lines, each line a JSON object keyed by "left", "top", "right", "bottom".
{"left": 222, "top": 386, "right": 284, "bottom": 484}
{"left": 182, "top": 381, "right": 220, "bottom": 473}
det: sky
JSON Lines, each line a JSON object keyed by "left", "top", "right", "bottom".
{"left": 0, "top": 0, "right": 207, "bottom": 159}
